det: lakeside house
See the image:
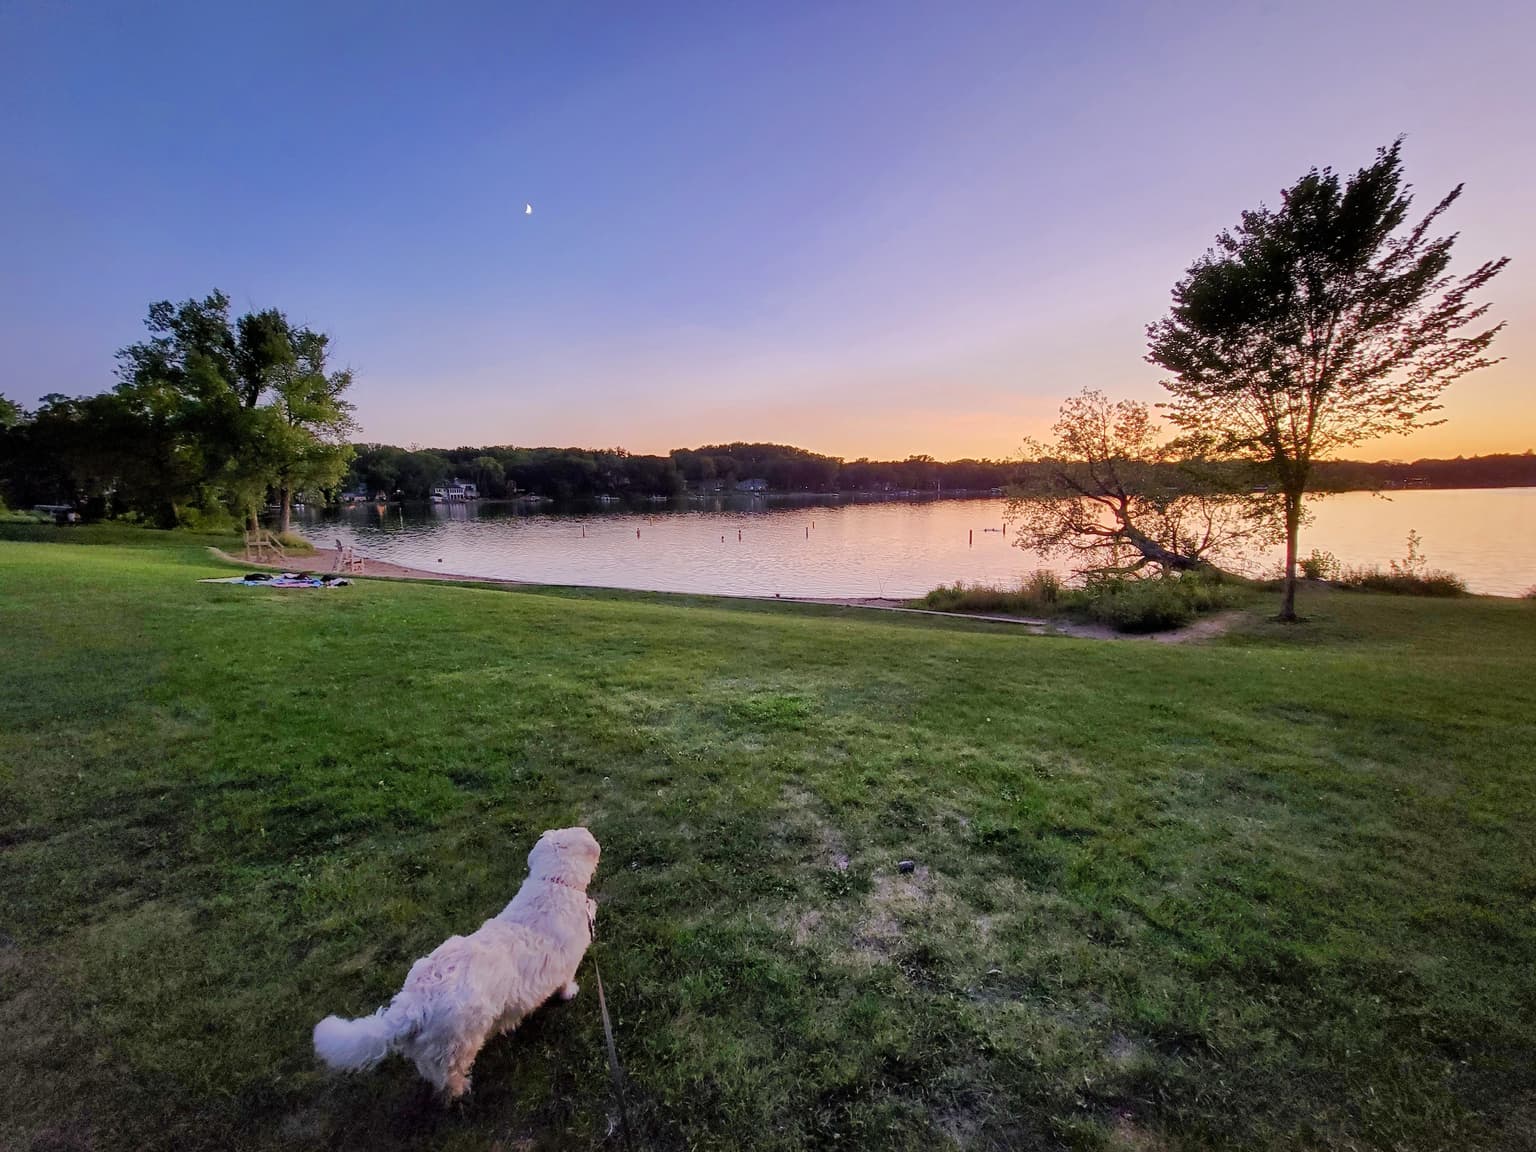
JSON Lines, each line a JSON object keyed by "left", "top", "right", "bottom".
{"left": 735, "top": 478, "right": 768, "bottom": 493}
{"left": 431, "top": 479, "right": 481, "bottom": 503}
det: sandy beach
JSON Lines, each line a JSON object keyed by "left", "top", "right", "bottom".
{"left": 212, "top": 546, "right": 530, "bottom": 584}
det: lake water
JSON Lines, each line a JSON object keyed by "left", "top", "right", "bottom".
{"left": 298, "top": 488, "right": 1536, "bottom": 598}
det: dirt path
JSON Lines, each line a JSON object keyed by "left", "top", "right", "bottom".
{"left": 208, "top": 548, "right": 1243, "bottom": 642}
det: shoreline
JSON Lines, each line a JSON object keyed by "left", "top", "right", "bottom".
{"left": 211, "top": 546, "right": 1046, "bottom": 621}
{"left": 208, "top": 547, "right": 1239, "bottom": 642}
{"left": 214, "top": 546, "right": 534, "bottom": 585}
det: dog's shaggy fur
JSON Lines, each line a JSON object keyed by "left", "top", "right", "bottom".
{"left": 313, "top": 826, "right": 601, "bottom": 1098}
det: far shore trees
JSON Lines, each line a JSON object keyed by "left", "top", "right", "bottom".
{"left": 1008, "top": 389, "right": 1276, "bottom": 578}
{"left": 1147, "top": 139, "right": 1508, "bottom": 621}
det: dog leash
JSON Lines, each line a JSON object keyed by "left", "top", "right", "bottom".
{"left": 588, "top": 909, "right": 635, "bottom": 1150}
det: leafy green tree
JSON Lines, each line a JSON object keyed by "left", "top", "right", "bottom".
{"left": 113, "top": 292, "right": 246, "bottom": 524}
{"left": 1008, "top": 390, "right": 1276, "bottom": 578}
{"left": 267, "top": 328, "right": 356, "bottom": 531}
{"left": 110, "top": 291, "right": 356, "bottom": 528}
{"left": 395, "top": 450, "right": 450, "bottom": 499}
{"left": 470, "top": 454, "right": 506, "bottom": 497}
{"left": 1147, "top": 140, "right": 1508, "bottom": 620}
{"left": 0, "top": 394, "right": 21, "bottom": 510}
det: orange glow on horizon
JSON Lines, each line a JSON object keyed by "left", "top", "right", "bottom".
{"left": 361, "top": 387, "right": 1535, "bottom": 464}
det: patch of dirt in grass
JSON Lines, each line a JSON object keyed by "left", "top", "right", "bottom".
{"left": 773, "top": 789, "right": 1011, "bottom": 981}
{"left": 847, "top": 866, "right": 933, "bottom": 962}
{"left": 1108, "top": 1110, "right": 1170, "bottom": 1151}
{"left": 847, "top": 863, "right": 991, "bottom": 969}
{"left": 933, "top": 1104, "right": 984, "bottom": 1148}
{"left": 1106, "top": 1033, "right": 1146, "bottom": 1069}
{"left": 789, "top": 908, "right": 823, "bottom": 946}
{"left": 870, "top": 863, "right": 937, "bottom": 910}
{"left": 1152, "top": 610, "right": 1242, "bottom": 644}
{"left": 778, "top": 784, "right": 849, "bottom": 871}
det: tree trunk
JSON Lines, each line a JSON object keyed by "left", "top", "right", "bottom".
{"left": 1120, "top": 524, "right": 1223, "bottom": 576}
{"left": 1278, "top": 491, "right": 1302, "bottom": 622}
{"left": 278, "top": 484, "right": 292, "bottom": 535}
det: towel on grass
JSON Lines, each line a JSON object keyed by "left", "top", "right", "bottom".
{"left": 200, "top": 572, "right": 350, "bottom": 589}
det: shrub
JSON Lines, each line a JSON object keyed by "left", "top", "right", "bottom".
{"left": 0, "top": 508, "right": 52, "bottom": 524}
{"left": 1063, "top": 573, "right": 1239, "bottom": 633}
{"left": 1339, "top": 567, "right": 1468, "bottom": 597}
{"left": 1300, "top": 549, "right": 1340, "bottom": 581}
{"left": 921, "top": 581, "right": 1043, "bottom": 616}
{"left": 923, "top": 570, "right": 1240, "bottom": 631}
{"left": 275, "top": 531, "right": 316, "bottom": 555}
{"left": 1337, "top": 531, "right": 1467, "bottom": 597}
{"left": 1023, "top": 569, "right": 1062, "bottom": 604}
{"left": 173, "top": 505, "right": 241, "bottom": 533}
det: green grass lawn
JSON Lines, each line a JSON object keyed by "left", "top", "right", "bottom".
{"left": 2, "top": 534, "right": 1534, "bottom": 1151}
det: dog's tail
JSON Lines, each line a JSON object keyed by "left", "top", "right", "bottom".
{"left": 313, "top": 1009, "right": 408, "bottom": 1071}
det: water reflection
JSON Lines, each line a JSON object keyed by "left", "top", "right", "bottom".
{"left": 297, "top": 489, "right": 1535, "bottom": 598}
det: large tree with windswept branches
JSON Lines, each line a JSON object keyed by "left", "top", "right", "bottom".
{"left": 1147, "top": 139, "right": 1507, "bottom": 621}
{"left": 1008, "top": 389, "right": 1276, "bottom": 579}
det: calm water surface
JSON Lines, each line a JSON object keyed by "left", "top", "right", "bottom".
{"left": 300, "top": 489, "right": 1536, "bottom": 598}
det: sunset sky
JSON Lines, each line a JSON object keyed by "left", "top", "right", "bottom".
{"left": 2, "top": 0, "right": 1531, "bottom": 461}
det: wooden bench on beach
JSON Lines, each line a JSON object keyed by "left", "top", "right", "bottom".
{"left": 243, "top": 529, "right": 287, "bottom": 563}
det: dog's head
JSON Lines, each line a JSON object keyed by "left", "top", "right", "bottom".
{"left": 529, "top": 826, "right": 601, "bottom": 889}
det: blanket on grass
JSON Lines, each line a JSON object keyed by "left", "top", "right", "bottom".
{"left": 201, "top": 572, "right": 351, "bottom": 589}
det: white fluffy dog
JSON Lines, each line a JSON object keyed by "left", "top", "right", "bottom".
{"left": 313, "top": 826, "right": 601, "bottom": 1098}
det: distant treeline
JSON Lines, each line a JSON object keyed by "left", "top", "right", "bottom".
{"left": 1309, "top": 454, "right": 1536, "bottom": 491}
{"left": 345, "top": 442, "right": 1014, "bottom": 501}
{"left": 345, "top": 441, "right": 1536, "bottom": 502}
{"left": 8, "top": 410, "right": 1533, "bottom": 513}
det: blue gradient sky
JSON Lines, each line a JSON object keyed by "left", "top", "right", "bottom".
{"left": 2, "top": 1, "right": 1531, "bottom": 459}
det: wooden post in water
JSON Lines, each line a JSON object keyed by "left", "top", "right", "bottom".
{"left": 969, "top": 529, "right": 973, "bottom": 547}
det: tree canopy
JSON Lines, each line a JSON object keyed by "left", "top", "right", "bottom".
{"left": 2, "top": 291, "right": 355, "bottom": 527}
{"left": 1147, "top": 139, "right": 1507, "bottom": 619}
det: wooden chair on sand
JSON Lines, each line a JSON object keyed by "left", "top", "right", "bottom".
{"left": 333, "top": 537, "right": 365, "bottom": 574}
{"left": 243, "top": 529, "right": 287, "bottom": 563}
